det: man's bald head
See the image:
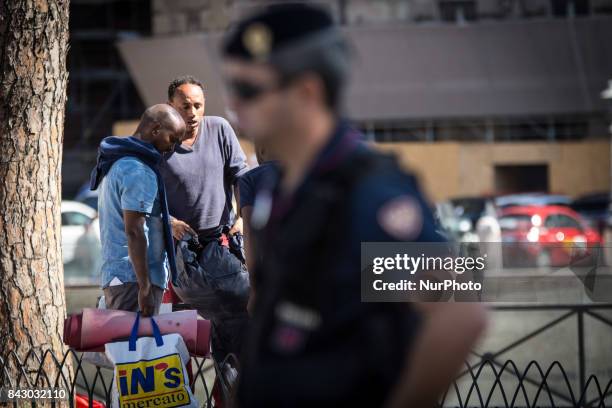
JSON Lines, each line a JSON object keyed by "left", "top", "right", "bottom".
{"left": 135, "top": 104, "right": 187, "bottom": 153}
{"left": 140, "top": 104, "right": 184, "bottom": 130}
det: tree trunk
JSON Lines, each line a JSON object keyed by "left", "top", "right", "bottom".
{"left": 0, "top": 0, "right": 70, "bottom": 385}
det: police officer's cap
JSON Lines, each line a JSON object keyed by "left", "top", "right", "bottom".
{"left": 221, "top": 3, "right": 350, "bottom": 107}
{"left": 224, "top": 3, "right": 337, "bottom": 59}
{"left": 222, "top": 3, "right": 341, "bottom": 61}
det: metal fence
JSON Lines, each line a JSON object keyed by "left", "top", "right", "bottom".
{"left": 440, "top": 303, "right": 612, "bottom": 408}
{"left": 0, "top": 348, "right": 232, "bottom": 407}
{"left": 2, "top": 305, "right": 611, "bottom": 407}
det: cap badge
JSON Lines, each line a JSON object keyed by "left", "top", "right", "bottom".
{"left": 242, "top": 22, "right": 273, "bottom": 60}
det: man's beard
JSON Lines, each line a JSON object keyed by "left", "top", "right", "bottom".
{"left": 187, "top": 125, "right": 199, "bottom": 138}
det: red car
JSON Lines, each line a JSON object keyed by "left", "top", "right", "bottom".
{"left": 499, "top": 205, "right": 601, "bottom": 267}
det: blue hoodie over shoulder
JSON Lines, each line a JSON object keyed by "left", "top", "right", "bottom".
{"left": 90, "top": 136, "right": 178, "bottom": 286}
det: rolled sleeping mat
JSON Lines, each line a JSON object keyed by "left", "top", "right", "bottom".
{"left": 64, "top": 308, "right": 211, "bottom": 357}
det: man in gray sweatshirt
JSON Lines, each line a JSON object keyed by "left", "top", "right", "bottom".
{"left": 160, "top": 75, "right": 250, "bottom": 362}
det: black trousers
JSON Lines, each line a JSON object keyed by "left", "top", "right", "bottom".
{"left": 211, "top": 314, "right": 249, "bottom": 363}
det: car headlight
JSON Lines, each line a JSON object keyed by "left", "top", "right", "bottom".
{"left": 527, "top": 227, "right": 540, "bottom": 242}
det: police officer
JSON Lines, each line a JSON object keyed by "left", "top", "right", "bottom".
{"left": 221, "top": 4, "right": 487, "bottom": 407}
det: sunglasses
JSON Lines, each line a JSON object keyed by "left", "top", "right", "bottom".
{"left": 226, "top": 78, "right": 287, "bottom": 102}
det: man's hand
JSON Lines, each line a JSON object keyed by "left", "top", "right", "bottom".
{"left": 229, "top": 217, "right": 243, "bottom": 236}
{"left": 171, "top": 218, "right": 196, "bottom": 240}
{"left": 138, "top": 282, "right": 156, "bottom": 317}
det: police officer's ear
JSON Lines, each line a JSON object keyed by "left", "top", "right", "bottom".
{"left": 292, "top": 72, "right": 327, "bottom": 109}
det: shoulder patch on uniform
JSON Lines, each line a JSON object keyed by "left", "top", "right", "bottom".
{"left": 377, "top": 195, "right": 423, "bottom": 240}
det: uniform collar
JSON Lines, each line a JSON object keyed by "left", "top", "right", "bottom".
{"left": 303, "top": 119, "right": 361, "bottom": 184}
{"left": 270, "top": 119, "right": 361, "bottom": 220}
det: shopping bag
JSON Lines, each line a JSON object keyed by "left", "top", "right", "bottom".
{"left": 105, "top": 312, "right": 198, "bottom": 408}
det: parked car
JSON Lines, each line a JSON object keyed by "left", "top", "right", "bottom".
{"left": 70, "top": 217, "right": 101, "bottom": 282}
{"left": 61, "top": 200, "right": 97, "bottom": 264}
{"left": 436, "top": 200, "right": 480, "bottom": 242}
{"left": 499, "top": 205, "right": 601, "bottom": 267}
{"left": 495, "top": 193, "right": 571, "bottom": 209}
{"left": 74, "top": 182, "right": 99, "bottom": 210}
{"left": 449, "top": 196, "right": 490, "bottom": 228}
{"left": 64, "top": 216, "right": 101, "bottom": 314}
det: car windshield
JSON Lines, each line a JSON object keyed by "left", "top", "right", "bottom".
{"left": 544, "top": 214, "right": 582, "bottom": 230}
{"left": 62, "top": 211, "right": 92, "bottom": 226}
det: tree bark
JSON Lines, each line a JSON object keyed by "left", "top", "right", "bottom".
{"left": 0, "top": 0, "right": 70, "bottom": 385}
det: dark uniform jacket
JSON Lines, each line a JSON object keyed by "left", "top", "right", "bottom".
{"left": 238, "top": 122, "right": 444, "bottom": 407}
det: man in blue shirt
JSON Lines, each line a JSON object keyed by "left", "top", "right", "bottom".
{"left": 93, "top": 104, "right": 186, "bottom": 316}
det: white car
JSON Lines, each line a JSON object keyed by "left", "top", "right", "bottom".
{"left": 61, "top": 200, "right": 97, "bottom": 264}
{"left": 70, "top": 217, "right": 102, "bottom": 284}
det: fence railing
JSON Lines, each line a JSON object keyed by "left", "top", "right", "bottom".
{"left": 443, "top": 357, "right": 612, "bottom": 407}
{"left": 2, "top": 304, "right": 611, "bottom": 407}
{"left": 441, "top": 303, "right": 612, "bottom": 408}
{"left": 0, "top": 347, "right": 234, "bottom": 407}
{"left": 464, "top": 304, "right": 612, "bottom": 407}
{"left": 2, "top": 348, "right": 611, "bottom": 407}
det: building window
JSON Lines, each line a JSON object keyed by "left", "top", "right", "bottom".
{"left": 439, "top": 0, "right": 478, "bottom": 22}
{"left": 358, "top": 113, "right": 605, "bottom": 143}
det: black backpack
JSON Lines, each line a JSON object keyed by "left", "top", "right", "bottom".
{"left": 174, "top": 235, "right": 250, "bottom": 320}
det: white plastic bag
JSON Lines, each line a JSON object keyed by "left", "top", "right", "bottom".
{"left": 105, "top": 313, "right": 198, "bottom": 408}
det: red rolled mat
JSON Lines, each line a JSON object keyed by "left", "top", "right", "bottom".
{"left": 64, "top": 308, "right": 210, "bottom": 357}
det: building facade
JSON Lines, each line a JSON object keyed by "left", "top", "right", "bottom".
{"left": 65, "top": 0, "right": 612, "bottom": 200}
